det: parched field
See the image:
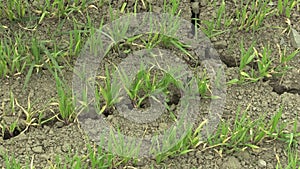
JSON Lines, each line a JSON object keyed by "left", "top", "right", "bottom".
{"left": 0, "top": 0, "right": 300, "bottom": 168}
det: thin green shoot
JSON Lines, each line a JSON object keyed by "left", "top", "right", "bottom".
{"left": 97, "top": 66, "right": 121, "bottom": 114}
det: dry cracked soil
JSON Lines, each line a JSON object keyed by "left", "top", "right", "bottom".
{"left": 0, "top": 0, "right": 300, "bottom": 168}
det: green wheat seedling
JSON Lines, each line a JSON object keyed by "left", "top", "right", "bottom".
{"left": 0, "top": 34, "right": 46, "bottom": 87}
{"left": 49, "top": 0, "right": 87, "bottom": 18}
{"left": 236, "top": 43, "right": 275, "bottom": 83}
{"left": 125, "top": 33, "right": 194, "bottom": 61}
{"left": 107, "top": 5, "right": 132, "bottom": 42}
{"left": 106, "top": 5, "right": 192, "bottom": 60}
{"left": 48, "top": 142, "right": 117, "bottom": 169}
{"left": 262, "top": 107, "right": 287, "bottom": 141}
{"left": 97, "top": 66, "right": 121, "bottom": 114}
{"left": 231, "top": 42, "right": 298, "bottom": 85}
{"left": 276, "top": 124, "right": 300, "bottom": 169}
{"left": 275, "top": 45, "right": 299, "bottom": 80}
{"left": 0, "top": 35, "right": 27, "bottom": 78}
{"left": 44, "top": 43, "right": 65, "bottom": 76}
{"left": 69, "top": 24, "right": 82, "bottom": 57}
{"left": 238, "top": 40, "right": 257, "bottom": 82}
{"left": 206, "top": 105, "right": 289, "bottom": 153}
{"left": 3, "top": 154, "right": 23, "bottom": 169}
{"left": 199, "top": 0, "right": 232, "bottom": 35}
{"left": 254, "top": 46, "right": 274, "bottom": 79}
{"left": 1, "top": 91, "right": 18, "bottom": 137}
{"left": 23, "top": 37, "right": 45, "bottom": 89}
{"left": 140, "top": 33, "right": 162, "bottom": 49}
{"left": 13, "top": 95, "right": 55, "bottom": 130}
{"left": 279, "top": 47, "right": 299, "bottom": 67}
{"left": 199, "top": 18, "right": 229, "bottom": 38}
{"left": 87, "top": 144, "right": 115, "bottom": 169}
{"left": 277, "top": 0, "right": 298, "bottom": 18}
{"left": 2, "top": 0, "right": 28, "bottom": 21}
{"left": 215, "top": 0, "right": 227, "bottom": 29}
{"left": 235, "top": 0, "right": 273, "bottom": 31}
{"left": 53, "top": 70, "right": 76, "bottom": 123}
{"left": 15, "top": 96, "right": 38, "bottom": 129}
{"left": 285, "top": 148, "right": 300, "bottom": 169}
{"left": 196, "top": 70, "right": 211, "bottom": 98}
{"left": 0, "top": 119, "right": 20, "bottom": 139}
{"left": 116, "top": 63, "right": 180, "bottom": 109}
{"left": 167, "top": 38, "right": 194, "bottom": 60}
{"left": 31, "top": 0, "right": 89, "bottom": 22}
{"left": 106, "top": 128, "right": 141, "bottom": 161}
{"left": 52, "top": 152, "right": 87, "bottom": 169}
{"left": 153, "top": 111, "right": 204, "bottom": 163}
{"left": 156, "top": 121, "right": 207, "bottom": 164}
{"left": 116, "top": 64, "right": 156, "bottom": 108}
{"left": 163, "top": 0, "right": 181, "bottom": 16}
{"left": 155, "top": 129, "right": 193, "bottom": 163}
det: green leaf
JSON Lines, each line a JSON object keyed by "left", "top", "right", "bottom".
{"left": 227, "top": 78, "right": 239, "bottom": 85}
{"left": 240, "top": 71, "right": 250, "bottom": 78}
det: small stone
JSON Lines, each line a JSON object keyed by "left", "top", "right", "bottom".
{"left": 214, "top": 40, "right": 227, "bottom": 49}
{"left": 32, "top": 146, "right": 44, "bottom": 153}
{"left": 48, "top": 129, "right": 54, "bottom": 134}
{"left": 211, "top": 37, "right": 217, "bottom": 42}
{"left": 55, "top": 121, "right": 64, "bottom": 128}
{"left": 191, "top": 2, "right": 200, "bottom": 14}
{"left": 258, "top": 159, "right": 267, "bottom": 167}
{"left": 236, "top": 151, "right": 251, "bottom": 160}
{"left": 40, "top": 154, "right": 50, "bottom": 160}
{"left": 222, "top": 156, "right": 242, "bottom": 169}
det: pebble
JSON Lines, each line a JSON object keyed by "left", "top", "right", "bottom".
{"left": 222, "top": 156, "right": 242, "bottom": 169}
{"left": 214, "top": 40, "right": 227, "bottom": 49}
{"left": 258, "top": 159, "right": 267, "bottom": 167}
{"left": 48, "top": 128, "right": 54, "bottom": 134}
{"left": 55, "top": 121, "right": 65, "bottom": 128}
{"left": 191, "top": 2, "right": 200, "bottom": 14}
{"left": 32, "top": 146, "right": 44, "bottom": 153}
{"left": 40, "top": 154, "right": 50, "bottom": 160}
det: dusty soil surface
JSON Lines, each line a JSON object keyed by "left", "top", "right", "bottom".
{"left": 0, "top": 0, "right": 300, "bottom": 168}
